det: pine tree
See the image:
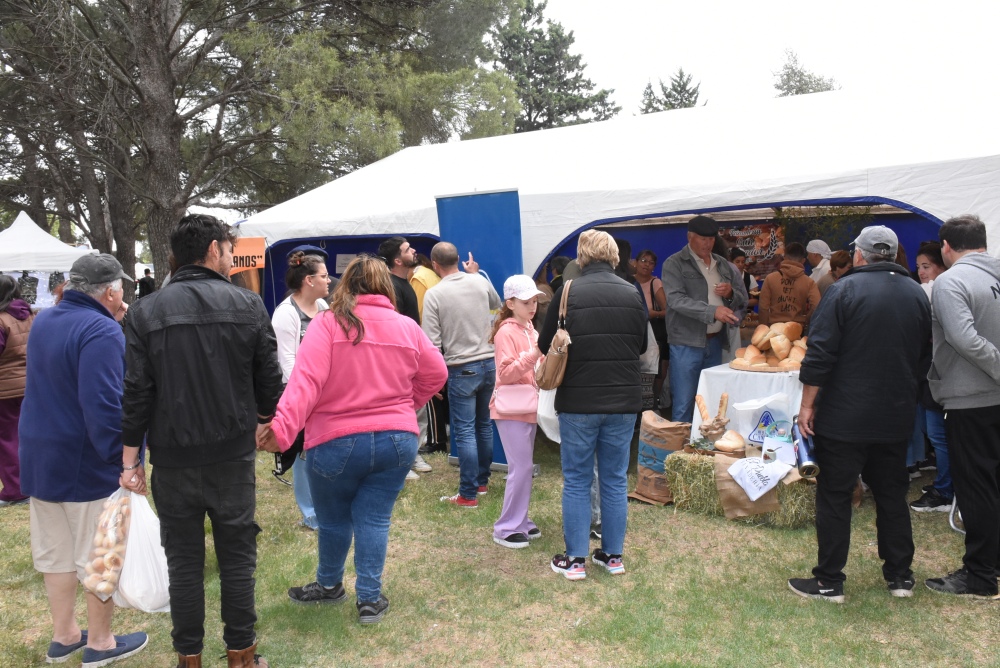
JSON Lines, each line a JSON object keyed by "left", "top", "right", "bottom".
{"left": 492, "top": 0, "right": 620, "bottom": 132}
{"left": 773, "top": 50, "right": 838, "bottom": 97}
{"left": 638, "top": 67, "right": 701, "bottom": 114}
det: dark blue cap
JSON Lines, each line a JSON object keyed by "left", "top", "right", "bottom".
{"left": 286, "top": 245, "right": 329, "bottom": 261}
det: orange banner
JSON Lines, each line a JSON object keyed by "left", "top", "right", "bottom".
{"left": 230, "top": 237, "right": 266, "bottom": 275}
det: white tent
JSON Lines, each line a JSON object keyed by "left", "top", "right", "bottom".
{"left": 0, "top": 211, "right": 95, "bottom": 272}
{"left": 239, "top": 91, "right": 1000, "bottom": 274}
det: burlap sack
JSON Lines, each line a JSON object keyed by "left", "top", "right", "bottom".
{"left": 714, "top": 454, "right": 780, "bottom": 519}
{"left": 639, "top": 411, "right": 689, "bottom": 452}
{"left": 628, "top": 465, "right": 673, "bottom": 505}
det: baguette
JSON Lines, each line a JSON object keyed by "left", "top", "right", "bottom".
{"left": 695, "top": 395, "right": 711, "bottom": 422}
{"left": 718, "top": 392, "right": 729, "bottom": 420}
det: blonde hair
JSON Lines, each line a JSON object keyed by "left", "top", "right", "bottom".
{"left": 328, "top": 254, "right": 397, "bottom": 345}
{"left": 577, "top": 229, "right": 619, "bottom": 268}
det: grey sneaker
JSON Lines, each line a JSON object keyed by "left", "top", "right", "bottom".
{"left": 412, "top": 454, "right": 432, "bottom": 473}
{"left": 925, "top": 568, "right": 998, "bottom": 598}
{"left": 288, "top": 581, "right": 348, "bottom": 604}
{"left": 357, "top": 594, "right": 390, "bottom": 624}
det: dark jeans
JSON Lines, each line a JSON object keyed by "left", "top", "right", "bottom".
{"left": 447, "top": 359, "right": 495, "bottom": 499}
{"left": 946, "top": 406, "right": 1000, "bottom": 594}
{"left": 812, "top": 436, "right": 913, "bottom": 585}
{"left": 152, "top": 459, "right": 259, "bottom": 655}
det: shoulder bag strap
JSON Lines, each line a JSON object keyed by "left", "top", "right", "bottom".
{"left": 558, "top": 280, "right": 572, "bottom": 328}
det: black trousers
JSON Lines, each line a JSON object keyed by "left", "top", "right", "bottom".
{"left": 152, "top": 459, "right": 259, "bottom": 655}
{"left": 945, "top": 406, "right": 1000, "bottom": 594}
{"left": 812, "top": 436, "right": 914, "bottom": 585}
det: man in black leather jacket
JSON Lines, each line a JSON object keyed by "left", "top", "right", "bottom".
{"left": 121, "top": 214, "right": 282, "bottom": 668}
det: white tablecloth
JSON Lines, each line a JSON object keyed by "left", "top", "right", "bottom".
{"left": 690, "top": 364, "right": 804, "bottom": 441}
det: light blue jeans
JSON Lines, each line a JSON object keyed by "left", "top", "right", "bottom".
{"left": 447, "top": 359, "right": 496, "bottom": 499}
{"left": 558, "top": 412, "right": 635, "bottom": 558}
{"left": 669, "top": 338, "right": 723, "bottom": 423}
{"left": 293, "top": 455, "right": 317, "bottom": 529}
{"left": 307, "top": 430, "right": 417, "bottom": 603}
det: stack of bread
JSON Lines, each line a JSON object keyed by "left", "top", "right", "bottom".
{"left": 83, "top": 493, "right": 131, "bottom": 598}
{"left": 731, "top": 322, "right": 808, "bottom": 371}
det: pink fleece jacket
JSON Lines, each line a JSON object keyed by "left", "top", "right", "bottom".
{"left": 489, "top": 318, "right": 543, "bottom": 423}
{"left": 271, "top": 294, "right": 447, "bottom": 450}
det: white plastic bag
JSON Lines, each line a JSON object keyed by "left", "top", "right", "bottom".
{"left": 536, "top": 388, "right": 560, "bottom": 443}
{"left": 728, "top": 457, "right": 793, "bottom": 502}
{"left": 112, "top": 492, "right": 170, "bottom": 613}
{"left": 730, "top": 393, "right": 792, "bottom": 447}
{"left": 639, "top": 322, "right": 660, "bottom": 374}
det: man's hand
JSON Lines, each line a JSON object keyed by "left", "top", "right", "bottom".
{"left": 120, "top": 464, "right": 147, "bottom": 495}
{"left": 714, "top": 306, "right": 740, "bottom": 325}
{"left": 256, "top": 423, "right": 280, "bottom": 453}
{"left": 714, "top": 282, "right": 734, "bottom": 299}
{"left": 797, "top": 405, "right": 816, "bottom": 437}
{"left": 462, "top": 252, "right": 480, "bottom": 274}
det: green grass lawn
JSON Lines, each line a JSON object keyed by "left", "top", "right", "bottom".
{"left": 1, "top": 435, "right": 996, "bottom": 667}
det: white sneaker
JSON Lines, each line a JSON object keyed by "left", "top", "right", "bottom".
{"left": 412, "top": 454, "right": 432, "bottom": 473}
{"left": 406, "top": 470, "right": 420, "bottom": 480}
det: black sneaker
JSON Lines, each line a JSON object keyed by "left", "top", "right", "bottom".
{"left": 591, "top": 549, "right": 625, "bottom": 575}
{"left": 288, "top": 581, "right": 348, "bottom": 604}
{"left": 917, "top": 459, "right": 937, "bottom": 471}
{"left": 925, "top": 568, "right": 998, "bottom": 598}
{"left": 788, "top": 577, "right": 845, "bottom": 603}
{"left": 527, "top": 527, "right": 541, "bottom": 540}
{"left": 589, "top": 527, "right": 602, "bottom": 541}
{"left": 922, "top": 483, "right": 934, "bottom": 493}
{"left": 357, "top": 594, "right": 390, "bottom": 624}
{"left": 910, "top": 489, "right": 952, "bottom": 513}
{"left": 887, "top": 577, "right": 915, "bottom": 598}
{"left": 493, "top": 533, "right": 529, "bottom": 549}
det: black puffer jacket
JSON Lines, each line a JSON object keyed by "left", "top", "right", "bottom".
{"left": 122, "top": 265, "right": 283, "bottom": 467}
{"left": 538, "top": 262, "right": 647, "bottom": 414}
{"left": 799, "top": 262, "right": 931, "bottom": 443}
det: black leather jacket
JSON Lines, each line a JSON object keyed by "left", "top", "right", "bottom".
{"left": 122, "top": 265, "right": 282, "bottom": 467}
{"left": 538, "top": 262, "right": 648, "bottom": 414}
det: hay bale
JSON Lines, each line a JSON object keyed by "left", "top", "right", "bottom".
{"left": 662, "top": 452, "right": 816, "bottom": 529}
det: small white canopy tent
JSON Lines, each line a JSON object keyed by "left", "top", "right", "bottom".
{"left": 0, "top": 211, "right": 95, "bottom": 272}
{"left": 239, "top": 91, "right": 1000, "bottom": 274}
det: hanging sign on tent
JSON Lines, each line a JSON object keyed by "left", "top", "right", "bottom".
{"left": 721, "top": 223, "right": 785, "bottom": 280}
{"left": 230, "top": 237, "right": 266, "bottom": 276}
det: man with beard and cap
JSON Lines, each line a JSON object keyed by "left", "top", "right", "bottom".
{"left": 807, "top": 239, "right": 833, "bottom": 283}
{"left": 661, "top": 215, "right": 746, "bottom": 424}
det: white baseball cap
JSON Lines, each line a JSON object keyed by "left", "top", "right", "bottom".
{"left": 503, "top": 274, "right": 544, "bottom": 301}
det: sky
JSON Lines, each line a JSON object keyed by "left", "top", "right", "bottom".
{"left": 543, "top": 0, "right": 1000, "bottom": 113}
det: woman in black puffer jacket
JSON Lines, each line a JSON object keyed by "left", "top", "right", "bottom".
{"left": 538, "top": 230, "right": 647, "bottom": 581}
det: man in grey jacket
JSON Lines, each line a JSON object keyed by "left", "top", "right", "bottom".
{"left": 422, "top": 242, "right": 501, "bottom": 507}
{"left": 926, "top": 214, "right": 1000, "bottom": 599}
{"left": 662, "top": 215, "right": 746, "bottom": 423}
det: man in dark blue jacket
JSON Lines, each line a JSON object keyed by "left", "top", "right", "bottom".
{"left": 122, "top": 215, "right": 282, "bottom": 668}
{"left": 20, "top": 254, "right": 148, "bottom": 666}
{"left": 790, "top": 226, "right": 931, "bottom": 603}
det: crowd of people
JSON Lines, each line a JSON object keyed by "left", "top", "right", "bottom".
{"left": 1, "top": 210, "right": 998, "bottom": 666}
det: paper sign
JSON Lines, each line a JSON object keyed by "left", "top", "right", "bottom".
{"left": 230, "top": 237, "right": 266, "bottom": 275}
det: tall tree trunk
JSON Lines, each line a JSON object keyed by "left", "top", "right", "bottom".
{"left": 72, "top": 130, "right": 112, "bottom": 253}
{"left": 107, "top": 145, "right": 136, "bottom": 302}
{"left": 133, "top": 0, "right": 186, "bottom": 281}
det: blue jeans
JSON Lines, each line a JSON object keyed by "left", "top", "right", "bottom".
{"left": 558, "top": 412, "right": 635, "bottom": 558}
{"left": 292, "top": 455, "right": 317, "bottom": 529}
{"left": 306, "top": 431, "right": 417, "bottom": 603}
{"left": 670, "top": 338, "right": 723, "bottom": 423}
{"left": 448, "top": 359, "right": 495, "bottom": 499}
{"left": 923, "top": 407, "right": 952, "bottom": 499}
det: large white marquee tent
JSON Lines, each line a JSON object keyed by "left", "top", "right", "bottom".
{"left": 239, "top": 90, "right": 1000, "bottom": 275}
{"left": 0, "top": 211, "right": 95, "bottom": 272}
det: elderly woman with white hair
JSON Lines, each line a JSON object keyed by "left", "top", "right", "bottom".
{"left": 806, "top": 240, "right": 833, "bottom": 284}
{"left": 538, "top": 230, "right": 648, "bottom": 581}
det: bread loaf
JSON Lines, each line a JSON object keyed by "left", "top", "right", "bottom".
{"left": 743, "top": 344, "right": 762, "bottom": 360}
{"left": 770, "top": 334, "right": 792, "bottom": 360}
{"left": 714, "top": 429, "right": 746, "bottom": 452}
{"left": 783, "top": 322, "right": 803, "bottom": 341}
{"left": 788, "top": 346, "right": 806, "bottom": 363}
{"left": 793, "top": 336, "right": 808, "bottom": 350}
{"left": 751, "top": 324, "right": 770, "bottom": 349}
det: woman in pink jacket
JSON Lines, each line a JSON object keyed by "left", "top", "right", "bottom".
{"left": 489, "top": 275, "right": 545, "bottom": 548}
{"left": 263, "top": 255, "right": 446, "bottom": 623}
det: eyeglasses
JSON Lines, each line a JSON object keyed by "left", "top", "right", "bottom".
{"left": 637, "top": 258, "right": 656, "bottom": 265}
{"left": 309, "top": 273, "right": 330, "bottom": 280}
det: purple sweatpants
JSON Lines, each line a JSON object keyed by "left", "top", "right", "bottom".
{"left": 0, "top": 397, "right": 26, "bottom": 502}
{"left": 493, "top": 419, "right": 538, "bottom": 540}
